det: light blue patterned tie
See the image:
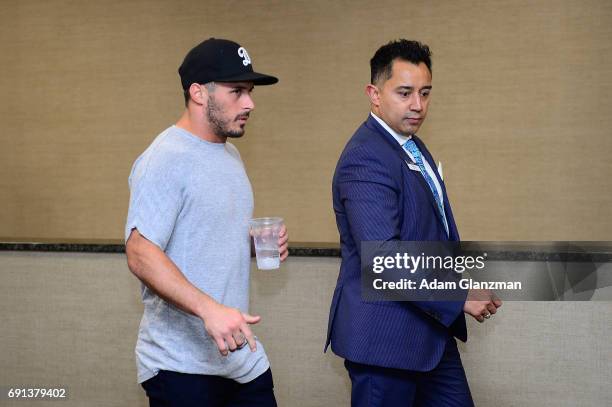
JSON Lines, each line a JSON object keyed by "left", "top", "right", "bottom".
{"left": 403, "top": 139, "right": 449, "bottom": 236}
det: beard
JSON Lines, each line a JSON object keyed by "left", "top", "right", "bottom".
{"left": 206, "top": 95, "right": 247, "bottom": 138}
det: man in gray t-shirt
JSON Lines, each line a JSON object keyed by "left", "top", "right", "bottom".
{"left": 125, "top": 38, "right": 287, "bottom": 407}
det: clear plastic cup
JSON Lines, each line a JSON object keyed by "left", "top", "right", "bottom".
{"left": 249, "top": 217, "right": 283, "bottom": 270}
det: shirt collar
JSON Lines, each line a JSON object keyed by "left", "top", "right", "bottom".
{"left": 370, "top": 112, "right": 412, "bottom": 145}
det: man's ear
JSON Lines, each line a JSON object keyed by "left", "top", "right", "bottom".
{"left": 189, "top": 83, "right": 207, "bottom": 106}
{"left": 365, "top": 84, "right": 380, "bottom": 107}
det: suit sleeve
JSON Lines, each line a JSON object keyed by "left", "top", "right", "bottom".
{"left": 336, "top": 146, "right": 402, "bottom": 248}
{"left": 337, "top": 145, "right": 465, "bottom": 328}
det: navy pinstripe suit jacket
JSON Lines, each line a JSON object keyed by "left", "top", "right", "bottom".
{"left": 325, "top": 114, "right": 468, "bottom": 371}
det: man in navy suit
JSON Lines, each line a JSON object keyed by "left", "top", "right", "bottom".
{"left": 326, "top": 40, "right": 502, "bottom": 406}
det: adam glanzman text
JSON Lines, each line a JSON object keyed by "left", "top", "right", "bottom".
{"left": 370, "top": 252, "right": 522, "bottom": 291}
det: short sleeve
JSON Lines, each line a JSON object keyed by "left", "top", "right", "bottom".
{"left": 125, "top": 153, "right": 184, "bottom": 251}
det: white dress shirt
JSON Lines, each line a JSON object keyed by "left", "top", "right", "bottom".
{"left": 370, "top": 112, "right": 444, "bottom": 204}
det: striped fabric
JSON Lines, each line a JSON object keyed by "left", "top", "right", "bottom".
{"left": 402, "top": 139, "right": 449, "bottom": 236}
{"left": 326, "top": 115, "right": 467, "bottom": 372}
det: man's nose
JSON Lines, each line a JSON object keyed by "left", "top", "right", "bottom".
{"left": 243, "top": 94, "right": 255, "bottom": 110}
{"left": 409, "top": 94, "right": 422, "bottom": 112}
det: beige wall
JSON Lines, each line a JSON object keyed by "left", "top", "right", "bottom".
{"left": 1, "top": 251, "right": 611, "bottom": 406}
{"left": 1, "top": 0, "right": 611, "bottom": 242}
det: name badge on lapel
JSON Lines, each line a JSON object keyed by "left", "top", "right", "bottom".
{"left": 404, "top": 160, "right": 421, "bottom": 172}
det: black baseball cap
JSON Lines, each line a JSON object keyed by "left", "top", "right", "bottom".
{"left": 178, "top": 38, "right": 278, "bottom": 90}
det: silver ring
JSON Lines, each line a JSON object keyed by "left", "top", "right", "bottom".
{"left": 484, "top": 313, "right": 491, "bottom": 319}
{"left": 235, "top": 335, "right": 247, "bottom": 349}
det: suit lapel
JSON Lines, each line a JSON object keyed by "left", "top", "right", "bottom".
{"left": 365, "top": 116, "right": 451, "bottom": 237}
{"left": 413, "top": 135, "right": 460, "bottom": 240}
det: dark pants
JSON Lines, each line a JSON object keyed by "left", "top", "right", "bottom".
{"left": 345, "top": 337, "right": 474, "bottom": 407}
{"left": 141, "top": 368, "right": 277, "bottom": 407}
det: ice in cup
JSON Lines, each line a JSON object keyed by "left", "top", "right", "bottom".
{"left": 249, "top": 217, "right": 283, "bottom": 270}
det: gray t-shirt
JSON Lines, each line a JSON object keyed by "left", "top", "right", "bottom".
{"left": 125, "top": 125, "right": 269, "bottom": 384}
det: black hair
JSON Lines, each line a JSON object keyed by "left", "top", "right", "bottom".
{"left": 370, "top": 40, "right": 432, "bottom": 85}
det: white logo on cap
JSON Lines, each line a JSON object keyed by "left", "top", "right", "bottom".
{"left": 238, "top": 47, "right": 251, "bottom": 66}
